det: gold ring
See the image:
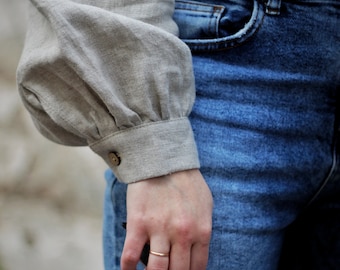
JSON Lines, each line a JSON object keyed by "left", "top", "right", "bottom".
{"left": 149, "top": 250, "right": 169, "bottom": 257}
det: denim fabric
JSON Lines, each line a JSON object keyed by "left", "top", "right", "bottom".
{"left": 103, "top": 0, "right": 340, "bottom": 269}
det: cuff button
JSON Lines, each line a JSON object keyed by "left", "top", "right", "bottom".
{"left": 108, "top": 152, "right": 121, "bottom": 166}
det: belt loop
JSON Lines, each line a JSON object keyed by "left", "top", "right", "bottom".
{"left": 265, "top": 0, "right": 282, "bottom": 15}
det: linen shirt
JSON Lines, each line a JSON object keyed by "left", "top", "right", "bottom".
{"left": 17, "top": 0, "right": 200, "bottom": 183}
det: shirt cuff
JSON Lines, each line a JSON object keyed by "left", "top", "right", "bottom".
{"left": 89, "top": 117, "right": 200, "bottom": 183}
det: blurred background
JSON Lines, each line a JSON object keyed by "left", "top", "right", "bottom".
{"left": 0, "top": 0, "right": 108, "bottom": 269}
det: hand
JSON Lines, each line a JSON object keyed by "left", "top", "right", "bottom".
{"left": 121, "top": 169, "right": 213, "bottom": 270}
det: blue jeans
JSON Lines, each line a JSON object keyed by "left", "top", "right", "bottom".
{"left": 103, "top": 0, "right": 340, "bottom": 269}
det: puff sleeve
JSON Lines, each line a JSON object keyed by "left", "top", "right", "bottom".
{"left": 17, "top": 0, "right": 199, "bottom": 183}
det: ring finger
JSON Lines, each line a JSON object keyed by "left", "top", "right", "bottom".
{"left": 147, "top": 237, "right": 170, "bottom": 270}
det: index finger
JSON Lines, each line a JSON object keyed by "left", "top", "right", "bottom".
{"left": 121, "top": 224, "right": 148, "bottom": 270}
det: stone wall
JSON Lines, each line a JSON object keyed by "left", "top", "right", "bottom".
{"left": 0, "top": 1, "right": 107, "bottom": 269}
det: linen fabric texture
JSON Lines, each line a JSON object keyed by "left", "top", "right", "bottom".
{"left": 17, "top": 0, "right": 199, "bottom": 183}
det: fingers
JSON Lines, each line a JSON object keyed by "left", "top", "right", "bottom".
{"left": 168, "top": 229, "right": 210, "bottom": 270}
{"left": 121, "top": 225, "right": 148, "bottom": 270}
{"left": 168, "top": 243, "right": 191, "bottom": 270}
{"left": 189, "top": 242, "right": 210, "bottom": 270}
{"left": 189, "top": 221, "right": 211, "bottom": 270}
{"left": 147, "top": 236, "right": 171, "bottom": 270}
{"left": 122, "top": 231, "right": 210, "bottom": 270}
{"left": 150, "top": 242, "right": 209, "bottom": 270}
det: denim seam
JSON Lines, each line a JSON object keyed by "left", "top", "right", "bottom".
{"left": 306, "top": 101, "right": 340, "bottom": 207}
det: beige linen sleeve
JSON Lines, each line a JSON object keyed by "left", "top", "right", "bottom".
{"left": 17, "top": 0, "right": 200, "bottom": 183}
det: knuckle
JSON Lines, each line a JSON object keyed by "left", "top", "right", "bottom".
{"left": 199, "top": 221, "right": 212, "bottom": 242}
{"left": 129, "top": 215, "right": 146, "bottom": 226}
{"left": 173, "top": 219, "right": 195, "bottom": 248}
{"left": 199, "top": 226, "right": 212, "bottom": 244}
{"left": 121, "top": 249, "right": 140, "bottom": 266}
{"left": 174, "top": 219, "right": 193, "bottom": 237}
{"left": 174, "top": 219, "right": 212, "bottom": 238}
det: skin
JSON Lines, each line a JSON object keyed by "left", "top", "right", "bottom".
{"left": 121, "top": 169, "right": 213, "bottom": 270}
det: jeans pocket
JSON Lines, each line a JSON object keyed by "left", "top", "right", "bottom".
{"left": 174, "top": 0, "right": 265, "bottom": 51}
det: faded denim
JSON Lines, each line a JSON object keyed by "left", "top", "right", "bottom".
{"left": 104, "top": 0, "right": 340, "bottom": 269}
